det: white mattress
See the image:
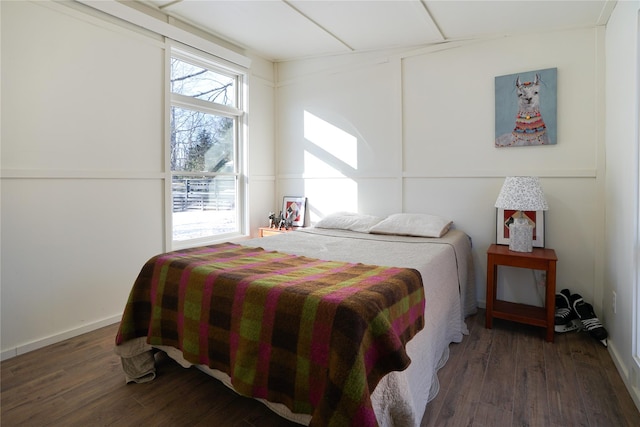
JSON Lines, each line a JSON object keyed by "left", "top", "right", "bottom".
{"left": 161, "top": 228, "right": 476, "bottom": 426}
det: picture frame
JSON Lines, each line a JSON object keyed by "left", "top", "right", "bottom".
{"left": 496, "top": 209, "right": 545, "bottom": 248}
{"left": 282, "top": 196, "right": 307, "bottom": 227}
{"left": 495, "top": 67, "right": 557, "bottom": 147}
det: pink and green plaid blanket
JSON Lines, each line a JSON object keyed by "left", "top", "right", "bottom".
{"left": 116, "top": 243, "right": 425, "bottom": 426}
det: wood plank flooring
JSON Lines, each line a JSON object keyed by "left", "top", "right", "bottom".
{"left": 2, "top": 310, "right": 638, "bottom": 426}
{"left": 423, "top": 311, "right": 639, "bottom": 427}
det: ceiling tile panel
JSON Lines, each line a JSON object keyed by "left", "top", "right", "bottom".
{"left": 425, "top": 0, "right": 610, "bottom": 40}
{"left": 290, "top": 0, "right": 445, "bottom": 50}
{"left": 158, "top": 0, "right": 351, "bottom": 60}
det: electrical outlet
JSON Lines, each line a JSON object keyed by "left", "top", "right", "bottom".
{"left": 612, "top": 291, "right": 617, "bottom": 314}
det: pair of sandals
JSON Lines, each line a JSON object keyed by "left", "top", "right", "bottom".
{"left": 554, "top": 289, "right": 608, "bottom": 347}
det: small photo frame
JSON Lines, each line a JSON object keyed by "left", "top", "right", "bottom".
{"left": 496, "top": 209, "right": 545, "bottom": 248}
{"left": 282, "top": 196, "right": 307, "bottom": 227}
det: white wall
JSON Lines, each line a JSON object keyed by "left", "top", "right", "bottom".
{"left": 247, "top": 58, "right": 277, "bottom": 234}
{"left": 604, "top": 0, "right": 640, "bottom": 409}
{"left": 0, "top": 1, "right": 275, "bottom": 359}
{"left": 276, "top": 28, "right": 605, "bottom": 309}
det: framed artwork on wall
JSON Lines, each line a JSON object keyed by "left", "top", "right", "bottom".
{"left": 282, "top": 196, "right": 307, "bottom": 227}
{"left": 496, "top": 209, "right": 545, "bottom": 248}
{"left": 495, "top": 67, "right": 557, "bottom": 147}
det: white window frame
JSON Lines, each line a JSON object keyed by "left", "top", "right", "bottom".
{"left": 166, "top": 41, "right": 248, "bottom": 250}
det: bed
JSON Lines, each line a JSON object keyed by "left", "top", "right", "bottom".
{"left": 115, "top": 213, "right": 476, "bottom": 427}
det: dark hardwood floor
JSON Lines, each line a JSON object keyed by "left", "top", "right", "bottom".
{"left": 423, "top": 311, "right": 639, "bottom": 427}
{"left": 2, "top": 310, "right": 638, "bottom": 426}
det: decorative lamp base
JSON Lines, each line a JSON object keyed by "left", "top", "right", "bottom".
{"left": 509, "top": 217, "right": 533, "bottom": 252}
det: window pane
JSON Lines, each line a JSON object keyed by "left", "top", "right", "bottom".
{"left": 172, "top": 175, "right": 237, "bottom": 241}
{"left": 169, "top": 50, "right": 244, "bottom": 244}
{"left": 171, "top": 58, "right": 235, "bottom": 107}
{"left": 171, "top": 106, "right": 235, "bottom": 173}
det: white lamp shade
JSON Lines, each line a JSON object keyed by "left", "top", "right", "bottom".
{"left": 494, "top": 176, "right": 549, "bottom": 211}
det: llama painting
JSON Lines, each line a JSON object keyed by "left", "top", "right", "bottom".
{"left": 495, "top": 68, "right": 557, "bottom": 147}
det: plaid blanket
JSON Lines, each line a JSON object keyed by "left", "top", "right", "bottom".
{"left": 116, "top": 243, "right": 425, "bottom": 426}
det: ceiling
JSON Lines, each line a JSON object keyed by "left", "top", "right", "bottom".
{"left": 141, "top": 0, "right": 616, "bottom": 62}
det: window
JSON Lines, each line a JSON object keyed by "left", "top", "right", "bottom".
{"left": 169, "top": 48, "right": 246, "bottom": 246}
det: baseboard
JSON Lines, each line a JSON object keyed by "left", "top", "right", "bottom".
{"left": 607, "top": 340, "right": 640, "bottom": 413}
{"left": 1, "top": 314, "right": 122, "bottom": 362}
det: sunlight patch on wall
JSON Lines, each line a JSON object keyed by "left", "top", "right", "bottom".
{"left": 303, "top": 111, "right": 359, "bottom": 218}
{"left": 303, "top": 150, "right": 345, "bottom": 177}
{"left": 304, "top": 111, "right": 357, "bottom": 170}
{"left": 304, "top": 179, "right": 358, "bottom": 219}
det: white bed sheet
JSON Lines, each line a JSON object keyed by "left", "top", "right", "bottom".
{"left": 160, "top": 228, "right": 476, "bottom": 426}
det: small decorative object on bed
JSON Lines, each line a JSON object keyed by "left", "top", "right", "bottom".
{"left": 282, "top": 196, "right": 306, "bottom": 227}
{"left": 114, "top": 222, "right": 476, "bottom": 427}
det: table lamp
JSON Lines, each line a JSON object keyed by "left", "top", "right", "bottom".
{"left": 495, "top": 176, "right": 548, "bottom": 252}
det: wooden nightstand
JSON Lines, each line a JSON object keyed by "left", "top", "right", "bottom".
{"left": 258, "top": 227, "right": 298, "bottom": 237}
{"left": 485, "top": 244, "right": 558, "bottom": 342}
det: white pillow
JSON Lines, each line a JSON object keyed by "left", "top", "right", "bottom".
{"left": 369, "top": 213, "right": 453, "bottom": 238}
{"left": 314, "top": 212, "right": 383, "bottom": 233}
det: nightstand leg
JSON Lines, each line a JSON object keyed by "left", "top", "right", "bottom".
{"left": 486, "top": 255, "right": 496, "bottom": 329}
{"left": 545, "top": 260, "right": 557, "bottom": 342}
